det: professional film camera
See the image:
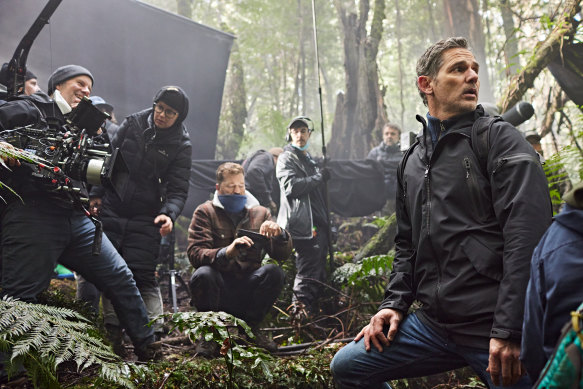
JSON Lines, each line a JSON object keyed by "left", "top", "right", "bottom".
{"left": 1, "top": 97, "right": 128, "bottom": 199}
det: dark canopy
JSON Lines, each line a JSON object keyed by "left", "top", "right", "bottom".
{"left": 0, "top": 0, "right": 234, "bottom": 159}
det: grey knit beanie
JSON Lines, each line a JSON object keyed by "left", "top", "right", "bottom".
{"left": 47, "top": 65, "right": 93, "bottom": 95}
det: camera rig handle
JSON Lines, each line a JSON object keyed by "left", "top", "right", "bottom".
{"left": 6, "top": 0, "right": 62, "bottom": 96}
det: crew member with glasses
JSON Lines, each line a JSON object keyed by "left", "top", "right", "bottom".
{"left": 82, "top": 86, "right": 192, "bottom": 352}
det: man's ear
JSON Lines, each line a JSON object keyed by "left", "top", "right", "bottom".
{"left": 215, "top": 183, "right": 220, "bottom": 192}
{"left": 417, "top": 76, "right": 433, "bottom": 95}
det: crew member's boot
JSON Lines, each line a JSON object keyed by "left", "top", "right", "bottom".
{"left": 105, "top": 324, "right": 125, "bottom": 357}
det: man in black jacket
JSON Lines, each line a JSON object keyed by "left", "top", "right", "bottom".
{"left": 331, "top": 37, "right": 552, "bottom": 388}
{"left": 242, "top": 147, "right": 283, "bottom": 215}
{"left": 0, "top": 65, "right": 154, "bottom": 360}
{"left": 276, "top": 116, "right": 331, "bottom": 319}
{"left": 87, "top": 86, "right": 192, "bottom": 344}
{"left": 367, "top": 123, "right": 402, "bottom": 213}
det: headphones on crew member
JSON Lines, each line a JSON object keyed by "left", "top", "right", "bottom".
{"left": 285, "top": 116, "right": 315, "bottom": 142}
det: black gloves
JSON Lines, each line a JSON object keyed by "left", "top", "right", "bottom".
{"left": 320, "top": 167, "right": 331, "bottom": 182}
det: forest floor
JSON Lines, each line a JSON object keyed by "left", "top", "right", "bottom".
{"left": 1, "top": 215, "right": 487, "bottom": 388}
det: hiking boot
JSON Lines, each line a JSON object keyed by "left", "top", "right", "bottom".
{"left": 251, "top": 328, "right": 278, "bottom": 352}
{"left": 105, "top": 324, "right": 126, "bottom": 358}
{"left": 134, "top": 342, "right": 157, "bottom": 362}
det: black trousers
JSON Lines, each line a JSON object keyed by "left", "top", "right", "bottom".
{"left": 189, "top": 264, "right": 285, "bottom": 325}
{"left": 292, "top": 225, "right": 329, "bottom": 312}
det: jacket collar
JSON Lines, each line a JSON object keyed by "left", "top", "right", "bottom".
{"left": 415, "top": 105, "right": 486, "bottom": 160}
{"left": 212, "top": 190, "right": 260, "bottom": 210}
{"left": 128, "top": 108, "right": 185, "bottom": 145}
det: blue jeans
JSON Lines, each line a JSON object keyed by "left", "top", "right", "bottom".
{"left": 0, "top": 199, "right": 154, "bottom": 350}
{"left": 330, "top": 312, "right": 532, "bottom": 389}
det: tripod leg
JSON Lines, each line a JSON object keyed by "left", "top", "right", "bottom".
{"left": 176, "top": 273, "right": 191, "bottom": 299}
{"left": 170, "top": 270, "right": 179, "bottom": 313}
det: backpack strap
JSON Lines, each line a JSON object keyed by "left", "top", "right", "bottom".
{"left": 470, "top": 115, "right": 503, "bottom": 178}
{"left": 398, "top": 139, "right": 419, "bottom": 195}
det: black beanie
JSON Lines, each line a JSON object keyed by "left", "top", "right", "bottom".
{"left": 47, "top": 65, "right": 93, "bottom": 95}
{"left": 0, "top": 63, "right": 8, "bottom": 86}
{"left": 25, "top": 69, "right": 37, "bottom": 81}
{"left": 153, "top": 86, "right": 189, "bottom": 123}
{"left": 0, "top": 64, "right": 37, "bottom": 90}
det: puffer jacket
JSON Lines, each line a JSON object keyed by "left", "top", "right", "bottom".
{"left": 187, "top": 191, "right": 293, "bottom": 274}
{"left": 94, "top": 108, "right": 191, "bottom": 257}
{"left": 276, "top": 145, "right": 327, "bottom": 239}
{"left": 379, "top": 106, "right": 552, "bottom": 349}
{"left": 97, "top": 108, "right": 192, "bottom": 222}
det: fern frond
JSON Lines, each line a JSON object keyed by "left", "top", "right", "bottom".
{"left": 0, "top": 297, "right": 137, "bottom": 388}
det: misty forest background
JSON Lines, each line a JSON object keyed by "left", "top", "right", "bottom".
{"left": 146, "top": 0, "right": 581, "bottom": 169}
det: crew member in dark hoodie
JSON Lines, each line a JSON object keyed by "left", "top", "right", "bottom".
{"left": 88, "top": 86, "right": 192, "bottom": 345}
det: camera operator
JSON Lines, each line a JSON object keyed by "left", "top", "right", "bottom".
{"left": 0, "top": 65, "right": 155, "bottom": 360}
{"left": 86, "top": 86, "right": 192, "bottom": 346}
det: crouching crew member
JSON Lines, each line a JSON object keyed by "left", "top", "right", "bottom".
{"left": 187, "top": 162, "right": 292, "bottom": 350}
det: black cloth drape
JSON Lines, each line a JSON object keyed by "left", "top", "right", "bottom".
{"left": 182, "top": 159, "right": 392, "bottom": 219}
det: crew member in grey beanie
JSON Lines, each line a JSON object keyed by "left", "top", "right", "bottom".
{"left": 153, "top": 86, "right": 189, "bottom": 124}
{"left": 47, "top": 64, "right": 94, "bottom": 96}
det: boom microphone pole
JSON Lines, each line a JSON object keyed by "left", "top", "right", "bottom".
{"left": 311, "top": 0, "right": 334, "bottom": 266}
{"left": 7, "top": 0, "right": 62, "bottom": 96}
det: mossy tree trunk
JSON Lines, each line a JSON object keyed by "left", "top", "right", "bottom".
{"left": 355, "top": 213, "right": 397, "bottom": 261}
{"left": 498, "top": 0, "right": 581, "bottom": 113}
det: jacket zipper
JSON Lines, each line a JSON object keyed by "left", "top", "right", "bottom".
{"left": 492, "top": 153, "right": 539, "bottom": 175}
{"left": 432, "top": 121, "right": 446, "bottom": 318}
{"left": 463, "top": 157, "right": 487, "bottom": 219}
{"left": 425, "top": 162, "right": 443, "bottom": 318}
{"left": 424, "top": 165, "right": 431, "bottom": 237}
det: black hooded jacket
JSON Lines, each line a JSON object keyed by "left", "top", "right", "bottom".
{"left": 94, "top": 107, "right": 191, "bottom": 253}
{"left": 379, "top": 106, "right": 552, "bottom": 349}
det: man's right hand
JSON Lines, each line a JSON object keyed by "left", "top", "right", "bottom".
{"left": 225, "top": 235, "right": 253, "bottom": 259}
{"left": 89, "top": 197, "right": 102, "bottom": 217}
{"left": 354, "top": 308, "right": 403, "bottom": 352}
{"left": 0, "top": 141, "right": 21, "bottom": 168}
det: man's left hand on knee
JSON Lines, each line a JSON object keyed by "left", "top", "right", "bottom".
{"left": 487, "top": 338, "right": 525, "bottom": 386}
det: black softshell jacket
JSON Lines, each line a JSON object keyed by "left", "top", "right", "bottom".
{"left": 379, "top": 107, "right": 552, "bottom": 348}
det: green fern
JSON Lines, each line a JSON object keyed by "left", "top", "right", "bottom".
{"left": 0, "top": 296, "right": 141, "bottom": 388}
{"left": 163, "top": 311, "right": 274, "bottom": 387}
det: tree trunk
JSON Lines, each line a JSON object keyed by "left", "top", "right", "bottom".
{"left": 355, "top": 213, "right": 397, "bottom": 261}
{"left": 499, "top": 0, "right": 520, "bottom": 77}
{"left": 329, "top": 0, "right": 387, "bottom": 159}
{"left": 540, "top": 83, "right": 569, "bottom": 139}
{"left": 394, "top": 0, "right": 405, "bottom": 130}
{"left": 215, "top": 36, "right": 248, "bottom": 159}
{"left": 176, "top": 0, "right": 192, "bottom": 18}
{"left": 442, "top": 0, "right": 494, "bottom": 103}
{"left": 499, "top": 0, "right": 581, "bottom": 113}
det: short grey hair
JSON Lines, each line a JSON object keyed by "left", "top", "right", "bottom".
{"left": 416, "top": 37, "right": 469, "bottom": 106}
